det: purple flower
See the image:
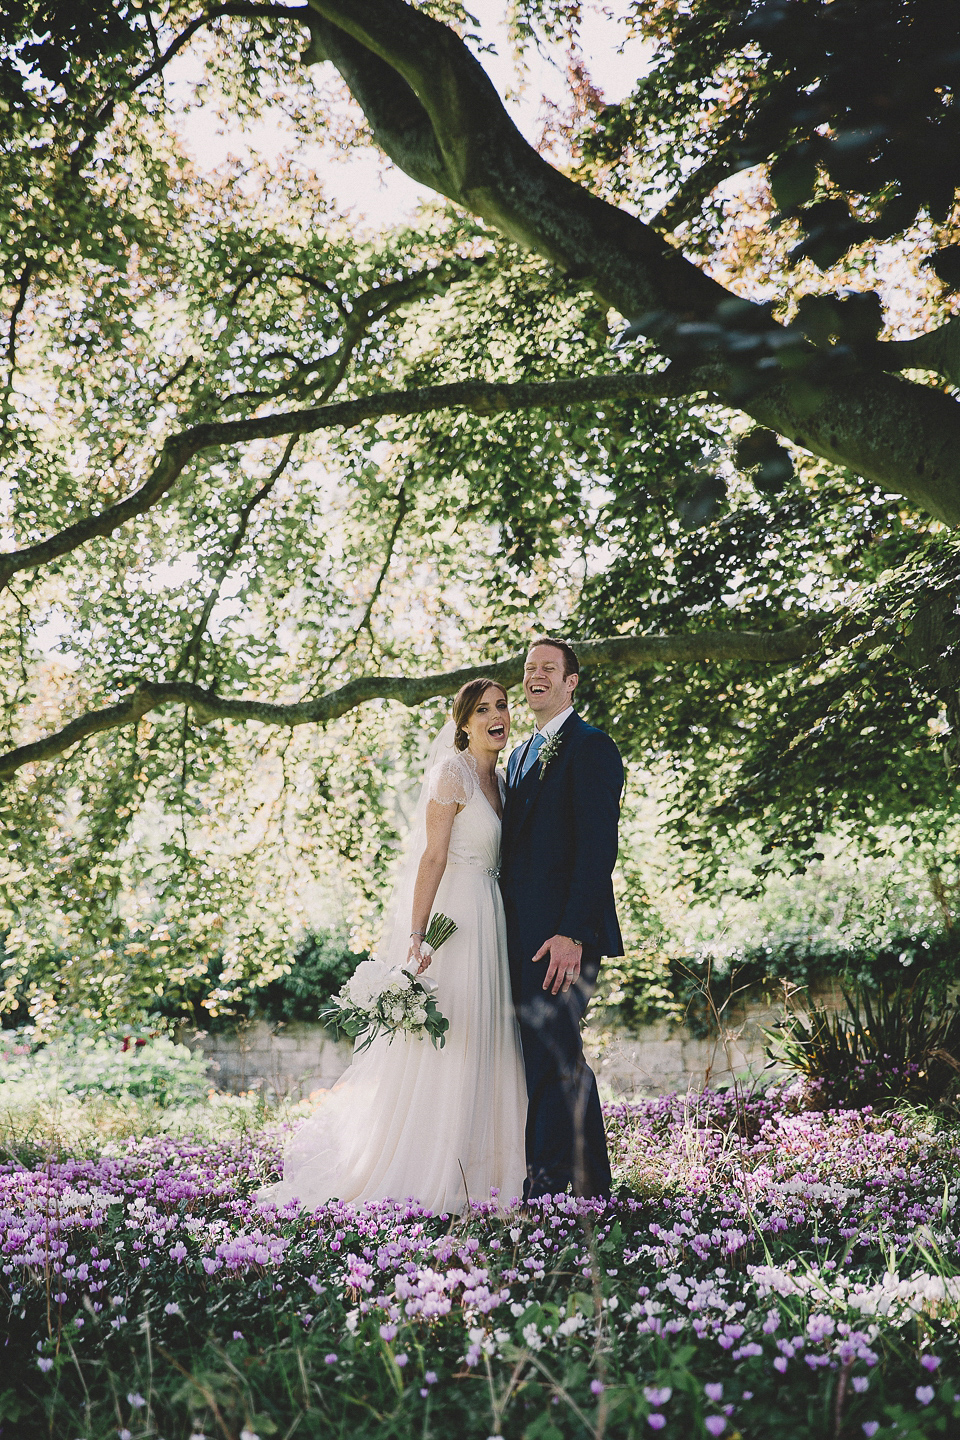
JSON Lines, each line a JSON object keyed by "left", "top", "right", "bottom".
{"left": 425, "top": 1372, "right": 438, "bottom": 1385}
{"left": 705, "top": 1419, "right": 726, "bottom": 1438}
{"left": 916, "top": 1386, "right": 934, "bottom": 1406}
{"left": 853, "top": 1377, "right": 870, "bottom": 1393}
{"left": 647, "top": 1416, "right": 666, "bottom": 1431}
{"left": 379, "top": 1324, "right": 398, "bottom": 1341}
{"left": 591, "top": 1380, "right": 605, "bottom": 1395}
{"left": 862, "top": 1425, "right": 879, "bottom": 1438}
{"left": 37, "top": 1358, "right": 53, "bottom": 1373}
{"left": 644, "top": 1387, "right": 672, "bottom": 1406}
{"left": 920, "top": 1355, "right": 940, "bottom": 1373}
{"left": 395, "top": 1353, "right": 408, "bottom": 1368}
{"left": 324, "top": 1354, "right": 337, "bottom": 1365}
{"left": 704, "top": 1383, "right": 723, "bottom": 1402}
{"left": 773, "top": 1357, "right": 788, "bottom": 1374}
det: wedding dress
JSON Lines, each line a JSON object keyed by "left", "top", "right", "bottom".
{"left": 259, "top": 737, "right": 527, "bottom": 1213}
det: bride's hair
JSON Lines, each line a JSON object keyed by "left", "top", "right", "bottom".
{"left": 452, "top": 677, "right": 508, "bottom": 751}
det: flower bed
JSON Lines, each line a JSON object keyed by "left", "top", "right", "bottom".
{"left": 3, "top": 1090, "right": 959, "bottom": 1439}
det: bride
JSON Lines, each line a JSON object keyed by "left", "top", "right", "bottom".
{"left": 259, "top": 678, "right": 527, "bottom": 1213}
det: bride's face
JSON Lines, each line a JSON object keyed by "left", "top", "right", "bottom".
{"left": 463, "top": 686, "right": 511, "bottom": 756}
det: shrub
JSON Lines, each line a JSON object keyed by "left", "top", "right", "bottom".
{"left": 766, "top": 979, "right": 960, "bottom": 1110}
{"left": 597, "top": 926, "right": 960, "bottom": 1039}
{"left": 0, "top": 1025, "right": 211, "bottom": 1107}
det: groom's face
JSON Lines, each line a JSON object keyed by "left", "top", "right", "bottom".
{"left": 523, "top": 644, "right": 578, "bottom": 722}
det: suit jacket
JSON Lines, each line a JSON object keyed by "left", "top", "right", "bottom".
{"left": 500, "top": 711, "right": 624, "bottom": 965}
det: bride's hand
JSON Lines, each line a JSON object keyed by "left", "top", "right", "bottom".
{"left": 408, "top": 936, "right": 431, "bottom": 975}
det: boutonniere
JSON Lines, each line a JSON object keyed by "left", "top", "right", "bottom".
{"left": 538, "top": 731, "right": 563, "bottom": 780}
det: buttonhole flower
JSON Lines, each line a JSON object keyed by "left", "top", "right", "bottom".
{"left": 538, "top": 732, "right": 563, "bottom": 780}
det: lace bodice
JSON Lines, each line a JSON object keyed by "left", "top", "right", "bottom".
{"left": 427, "top": 751, "right": 503, "bottom": 872}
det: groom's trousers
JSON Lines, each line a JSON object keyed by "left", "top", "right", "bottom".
{"left": 514, "top": 946, "right": 612, "bottom": 1202}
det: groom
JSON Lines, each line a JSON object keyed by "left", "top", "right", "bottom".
{"left": 500, "top": 637, "right": 624, "bottom": 1201}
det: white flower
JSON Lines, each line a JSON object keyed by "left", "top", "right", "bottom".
{"left": 345, "top": 959, "right": 393, "bottom": 1011}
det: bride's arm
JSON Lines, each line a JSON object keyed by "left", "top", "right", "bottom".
{"left": 408, "top": 798, "right": 459, "bottom": 973}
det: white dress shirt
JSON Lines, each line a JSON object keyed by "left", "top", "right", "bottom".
{"left": 535, "top": 705, "right": 574, "bottom": 742}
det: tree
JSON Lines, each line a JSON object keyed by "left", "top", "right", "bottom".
{"left": 1, "top": 0, "right": 958, "bottom": 1022}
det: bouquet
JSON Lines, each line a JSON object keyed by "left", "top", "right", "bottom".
{"left": 319, "top": 913, "right": 457, "bottom": 1053}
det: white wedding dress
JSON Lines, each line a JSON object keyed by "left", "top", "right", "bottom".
{"left": 260, "top": 745, "right": 527, "bottom": 1213}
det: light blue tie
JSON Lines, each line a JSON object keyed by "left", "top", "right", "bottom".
{"left": 520, "top": 731, "right": 546, "bottom": 779}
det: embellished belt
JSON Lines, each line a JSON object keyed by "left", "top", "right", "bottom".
{"left": 447, "top": 860, "right": 501, "bottom": 879}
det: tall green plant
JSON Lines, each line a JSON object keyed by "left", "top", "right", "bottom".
{"left": 767, "top": 979, "right": 960, "bottom": 1109}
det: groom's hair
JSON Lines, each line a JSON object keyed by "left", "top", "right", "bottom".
{"left": 529, "top": 636, "right": 579, "bottom": 678}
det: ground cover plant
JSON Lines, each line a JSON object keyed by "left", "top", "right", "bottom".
{"left": 3, "top": 1089, "right": 960, "bottom": 1439}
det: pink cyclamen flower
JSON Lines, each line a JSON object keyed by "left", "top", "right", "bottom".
{"left": 704, "top": 1383, "right": 723, "bottom": 1402}
{"left": 773, "top": 1357, "right": 788, "bottom": 1374}
{"left": 915, "top": 1386, "right": 934, "bottom": 1406}
{"left": 644, "top": 1387, "right": 672, "bottom": 1406}
{"left": 705, "top": 1419, "right": 726, "bottom": 1438}
{"left": 920, "top": 1355, "right": 940, "bottom": 1373}
{"left": 647, "top": 1416, "right": 666, "bottom": 1431}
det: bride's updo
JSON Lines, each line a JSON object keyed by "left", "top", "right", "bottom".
{"left": 452, "top": 677, "right": 508, "bottom": 751}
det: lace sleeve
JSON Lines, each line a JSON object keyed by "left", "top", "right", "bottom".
{"left": 427, "top": 755, "right": 474, "bottom": 806}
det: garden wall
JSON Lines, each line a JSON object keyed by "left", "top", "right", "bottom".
{"left": 183, "top": 984, "right": 845, "bottom": 1099}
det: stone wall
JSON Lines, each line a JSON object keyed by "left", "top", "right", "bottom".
{"left": 184, "top": 986, "right": 837, "bottom": 1100}
{"left": 184, "top": 1021, "right": 354, "bottom": 1101}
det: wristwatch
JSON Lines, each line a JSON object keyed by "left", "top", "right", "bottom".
{"left": 565, "top": 936, "right": 583, "bottom": 948}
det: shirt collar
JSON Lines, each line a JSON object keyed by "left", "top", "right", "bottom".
{"left": 536, "top": 705, "right": 574, "bottom": 742}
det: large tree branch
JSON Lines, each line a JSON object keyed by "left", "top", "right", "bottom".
{"left": 879, "top": 316, "right": 960, "bottom": 389}
{"left": 305, "top": 0, "right": 960, "bottom": 527}
{"left": 0, "top": 623, "right": 823, "bottom": 779}
{"left": 0, "top": 370, "right": 685, "bottom": 592}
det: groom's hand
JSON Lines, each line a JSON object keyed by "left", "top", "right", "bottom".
{"left": 532, "top": 935, "right": 583, "bottom": 995}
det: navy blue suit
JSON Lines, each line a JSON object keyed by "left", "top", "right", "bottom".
{"left": 500, "top": 711, "right": 623, "bottom": 1199}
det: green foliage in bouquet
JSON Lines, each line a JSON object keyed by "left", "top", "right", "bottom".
{"left": 766, "top": 979, "right": 960, "bottom": 1111}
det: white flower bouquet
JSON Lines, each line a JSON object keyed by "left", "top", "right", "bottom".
{"left": 319, "top": 914, "right": 456, "bottom": 1053}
